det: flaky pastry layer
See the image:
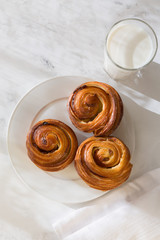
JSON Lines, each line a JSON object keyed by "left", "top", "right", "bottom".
{"left": 68, "top": 81, "right": 123, "bottom": 136}
{"left": 75, "top": 136, "right": 132, "bottom": 191}
{"left": 26, "top": 119, "right": 78, "bottom": 171}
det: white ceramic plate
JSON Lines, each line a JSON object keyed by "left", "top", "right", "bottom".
{"left": 7, "top": 76, "right": 135, "bottom": 203}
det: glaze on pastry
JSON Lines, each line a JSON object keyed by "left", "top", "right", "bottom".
{"left": 75, "top": 136, "right": 132, "bottom": 191}
{"left": 68, "top": 82, "right": 123, "bottom": 136}
{"left": 26, "top": 119, "right": 78, "bottom": 171}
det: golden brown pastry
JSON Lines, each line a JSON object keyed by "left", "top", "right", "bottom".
{"left": 75, "top": 136, "right": 132, "bottom": 191}
{"left": 26, "top": 119, "right": 78, "bottom": 171}
{"left": 68, "top": 81, "right": 123, "bottom": 136}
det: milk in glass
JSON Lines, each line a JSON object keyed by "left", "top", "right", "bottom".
{"left": 104, "top": 20, "right": 157, "bottom": 80}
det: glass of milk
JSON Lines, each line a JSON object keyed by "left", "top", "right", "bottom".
{"left": 104, "top": 18, "right": 158, "bottom": 80}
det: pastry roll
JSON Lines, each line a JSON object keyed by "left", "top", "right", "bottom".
{"left": 75, "top": 136, "right": 132, "bottom": 191}
{"left": 68, "top": 81, "right": 123, "bottom": 136}
{"left": 26, "top": 119, "right": 78, "bottom": 171}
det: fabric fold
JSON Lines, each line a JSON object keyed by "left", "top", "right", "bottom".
{"left": 52, "top": 168, "right": 160, "bottom": 240}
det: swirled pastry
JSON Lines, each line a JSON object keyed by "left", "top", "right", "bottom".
{"left": 75, "top": 136, "right": 132, "bottom": 191}
{"left": 68, "top": 81, "right": 123, "bottom": 136}
{"left": 26, "top": 119, "right": 78, "bottom": 171}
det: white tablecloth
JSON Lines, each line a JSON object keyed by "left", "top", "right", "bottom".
{"left": 0, "top": 0, "right": 160, "bottom": 239}
{"left": 53, "top": 168, "right": 160, "bottom": 240}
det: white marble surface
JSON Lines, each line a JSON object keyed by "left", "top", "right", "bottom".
{"left": 1, "top": 0, "right": 160, "bottom": 239}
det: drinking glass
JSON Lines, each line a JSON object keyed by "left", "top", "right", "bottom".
{"left": 104, "top": 18, "right": 158, "bottom": 81}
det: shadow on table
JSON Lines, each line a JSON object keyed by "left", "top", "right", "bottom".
{"left": 119, "top": 61, "right": 160, "bottom": 102}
